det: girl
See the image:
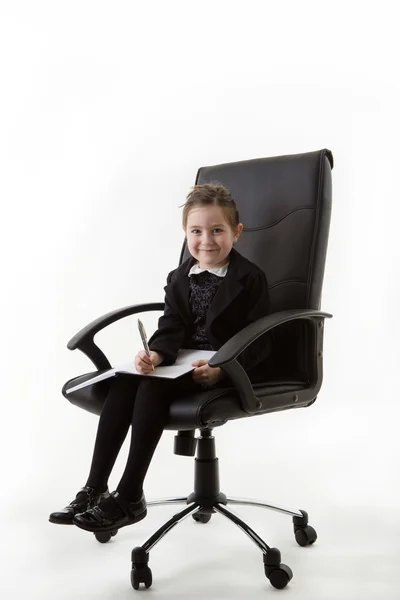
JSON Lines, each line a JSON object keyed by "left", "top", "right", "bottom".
{"left": 49, "top": 183, "right": 272, "bottom": 533}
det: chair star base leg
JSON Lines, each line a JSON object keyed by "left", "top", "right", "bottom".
{"left": 131, "top": 499, "right": 297, "bottom": 590}
{"left": 140, "top": 502, "right": 200, "bottom": 553}
{"left": 225, "top": 495, "right": 303, "bottom": 518}
{"left": 213, "top": 502, "right": 270, "bottom": 552}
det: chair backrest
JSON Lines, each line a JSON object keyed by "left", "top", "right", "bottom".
{"left": 179, "top": 149, "right": 333, "bottom": 379}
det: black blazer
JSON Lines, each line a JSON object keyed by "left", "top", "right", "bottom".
{"left": 148, "top": 247, "right": 273, "bottom": 383}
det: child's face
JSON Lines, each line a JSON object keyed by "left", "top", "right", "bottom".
{"left": 184, "top": 206, "right": 243, "bottom": 269}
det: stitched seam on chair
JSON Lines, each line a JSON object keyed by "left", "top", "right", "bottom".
{"left": 241, "top": 206, "right": 314, "bottom": 231}
{"left": 306, "top": 151, "right": 326, "bottom": 306}
{"left": 303, "top": 151, "right": 328, "bottom": 384}
{"left": 270, "top": 280, "right": 307, "bottom": 289}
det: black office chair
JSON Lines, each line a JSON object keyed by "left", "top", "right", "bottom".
{"left": 63, "top": 148, "right": 333, "bottom": 591}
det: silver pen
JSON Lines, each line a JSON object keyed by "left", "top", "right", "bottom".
{"left": 137, "top": 318, "right": 155, "bottom": 371}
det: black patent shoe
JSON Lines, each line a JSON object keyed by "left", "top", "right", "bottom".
{"left": 73, "top": 490, "right": 147, "bottom": 533}
{"left": 49, "top": 486, "right": 110, "bottom": 525}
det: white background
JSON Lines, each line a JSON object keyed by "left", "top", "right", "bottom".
{"left": 1, "top": 1, "right": 399, "bottom": 598}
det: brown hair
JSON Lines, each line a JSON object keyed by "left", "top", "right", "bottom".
{"left": 180, "top": 183, "right": 240, "bottom": 232}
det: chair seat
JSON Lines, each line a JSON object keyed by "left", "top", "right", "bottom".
{"left": 167, "top": 377, "right": 309, "bottom": 429}
{"left": 63, "top": 372, "right": 309, "bottom": 430}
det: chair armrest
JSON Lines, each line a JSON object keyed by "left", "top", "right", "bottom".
{"left": 67, "top": 302, "right": 165, "bottom": 370}
{"left": 208, "top": 309, "right": 333, "bottom": 414}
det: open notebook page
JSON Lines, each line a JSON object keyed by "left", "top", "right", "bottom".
{"left": 65, "top": 349, "right": 216, "bottom": 394}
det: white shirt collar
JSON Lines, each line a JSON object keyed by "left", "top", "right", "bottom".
{"left": 188, "top": 261, "right": 229, "bottom": 278}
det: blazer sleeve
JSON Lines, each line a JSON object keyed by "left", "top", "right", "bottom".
{"left": 148, "top": 270, "right": 186, "bottom": 365}
{"left": 236, "top": 270, "right": 272, "bottom": 373}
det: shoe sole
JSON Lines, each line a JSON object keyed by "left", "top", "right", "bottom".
{"left": 73, "top": 508, "right": 147, "bottom": 533}
{"left": 49, "top": 517, "right": 74, "bottom": 525}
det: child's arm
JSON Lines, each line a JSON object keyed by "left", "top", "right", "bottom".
{"left": 147, "top": 270, "right": 186, "bottom": 365}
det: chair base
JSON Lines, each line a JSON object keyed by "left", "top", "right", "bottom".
{"left": 130, "top": 495, "right": 315, "bottom": 590}
{"left": 99, "top": 430, "right": 317, "bottom": 590}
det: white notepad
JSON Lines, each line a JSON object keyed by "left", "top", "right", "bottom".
{"left": 65, "top": 349, "right": 216, "bottom": 394}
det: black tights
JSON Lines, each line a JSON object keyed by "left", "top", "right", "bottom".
{"left": 85, "top": 372, "right": 199, "bottom": 501}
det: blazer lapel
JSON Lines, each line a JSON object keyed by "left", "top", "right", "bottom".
{"left": 205, "top": 251, "right": 244, "bottom": 327}
{"left": 164, "top": 247, "right": 253, "bottom": 332}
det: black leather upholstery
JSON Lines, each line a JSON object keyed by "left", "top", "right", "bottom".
{"left": 63, "top": 149, "right": 333, "bottom": 431}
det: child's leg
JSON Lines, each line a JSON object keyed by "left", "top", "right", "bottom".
{"left": 116, "top": 373, "right": 197, "bottom": 501}
{"left": 49, "top": 374, "right": 141, "bottom": 525}
{"left": 85, "top": 374, "right": 141, "bottom": 492}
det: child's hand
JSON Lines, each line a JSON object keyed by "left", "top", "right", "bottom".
{"left": 135, "top": 350, "right": 164, "bottom": 374}
{"left": 191, "top": 360, "right": 224, "bottom": 386}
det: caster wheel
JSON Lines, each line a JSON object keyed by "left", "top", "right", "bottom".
{"left": 267, "top": 564, "right": 293, "bottom": 589}
{"left": 94, "top": 530, "right": 117, "bottom": 543}
{"left": 192, "top": 513, "right": 212, "bottom": 524}
{"left": 131, "top": 565, "right": 152, "bottom": 590}
{"left": 295, "top": 525, "right": 317, "bottom": 547}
